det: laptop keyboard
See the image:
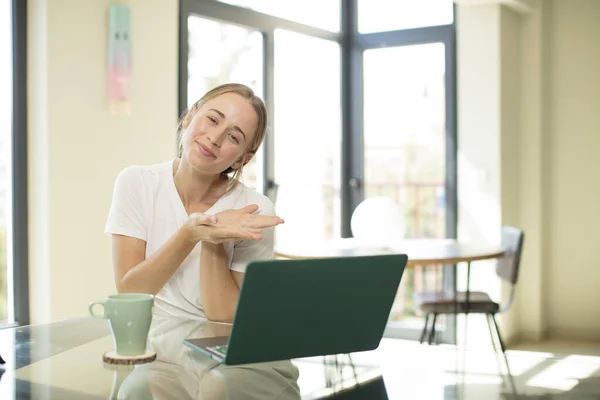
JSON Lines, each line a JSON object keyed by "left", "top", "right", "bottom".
{"left": 207, "top": 344, "right": 228, "bottom": 357}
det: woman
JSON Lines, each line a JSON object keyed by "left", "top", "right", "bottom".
{"left": 105, "top": 83, "right": 284, "bottom": 322}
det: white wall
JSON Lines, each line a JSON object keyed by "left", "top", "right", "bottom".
{"left": 28, "top": 0, "right": 178, "bottom": 323}
{"left": 456, "top": 2, "right": 521, "bottom": 344}
{"left": 457, "top": 0, "right": 600, "bottom": 343}
{"left": 544, "top": 0, "right": 600, "bottom": 341}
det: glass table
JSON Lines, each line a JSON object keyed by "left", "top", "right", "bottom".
{"left": 2, "top": 314, "right": 600, "bottom": 399}
{"left": 0, "top": 314, "right": 386, "bottom": 399}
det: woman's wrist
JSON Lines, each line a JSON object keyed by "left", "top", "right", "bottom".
{"left": 184, "top": 212, "right": 219, "bottom": 244}
{"left": 179, "top": 224, "right": 200, "bottom": 244}
{"left": 201, "top": 241, "right": 222, "bottom": 252}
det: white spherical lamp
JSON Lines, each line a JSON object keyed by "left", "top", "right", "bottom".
{"left": 350, "top": 197, "right": 405, "bottom": 246}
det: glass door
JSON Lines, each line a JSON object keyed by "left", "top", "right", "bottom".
{"left": 272, "top": 30, "right": 342, "bottom": 245}
{"left": 363, "top": 42, "right": 451, "bottom": 340}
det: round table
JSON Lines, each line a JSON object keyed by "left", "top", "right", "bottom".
{"left": 275, "top": 238, "right": 505, "bottom": 267}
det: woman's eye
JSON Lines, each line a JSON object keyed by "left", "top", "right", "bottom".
{"left": 207, "top": 116, "right": 217, "bottom": 124}
{"left": 229, "top": 133, "right": 240, "bottom": 144}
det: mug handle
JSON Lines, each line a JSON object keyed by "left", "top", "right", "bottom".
{"left": 88, "top": 301, "right": 107, "bottom": 319}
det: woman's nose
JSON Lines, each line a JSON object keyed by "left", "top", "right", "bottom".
{"left": 207, "top": 131, "right": 224, "bottom": 147}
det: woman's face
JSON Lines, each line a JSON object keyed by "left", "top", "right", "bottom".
{"left": 181, "top": 92, "right": 258, "bottom": 175}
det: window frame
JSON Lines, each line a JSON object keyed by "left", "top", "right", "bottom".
{"left": 11, "top": 0, "right": 30, "bottom": 326}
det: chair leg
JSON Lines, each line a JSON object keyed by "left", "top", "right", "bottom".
{"left": 419, "top": 313, "right": 430, "bottom": 344}
{"left": 491, "top": 314, "right": 518, "bottom": 395}
{"left": 462, "top": 312, "right": 469, "bottom": 350}
{"left": 486, "top": 314, "right": 500, "bottom": 354}
{"left": 428, "top": 313, "right": 438, "bottom": 345}
{"left": 487, "top": 313, "right": 506, "bottom": 386}
{"left": 490, "top": 314, "right": 506, "bottom": 353}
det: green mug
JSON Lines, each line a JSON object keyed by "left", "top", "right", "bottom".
{"left": 89, "top": 293, "right": 154, "bottom": 356}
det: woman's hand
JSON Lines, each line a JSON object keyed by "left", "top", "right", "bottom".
{"left": 184, "top": 205, "right": 284, "bottom": 244}
{"left": 215, "top": 204, "right": 284, "bottom": 229}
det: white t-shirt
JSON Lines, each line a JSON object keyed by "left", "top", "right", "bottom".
{"left": 105, "top": 159, "right": 276, "bottom": 318}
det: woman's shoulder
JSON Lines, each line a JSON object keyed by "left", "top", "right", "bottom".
{"left": 229, "top": 182, "right": 276, "bottom": 215}
{"left": 114, "top": 160, "right": 174, "bottom": 186}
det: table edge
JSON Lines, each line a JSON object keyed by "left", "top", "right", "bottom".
{"left": 274, "top": 250, "right": 506, "bottom": 267}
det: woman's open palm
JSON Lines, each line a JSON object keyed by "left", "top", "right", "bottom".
{"left": 186, "top": 205, "right": 284, "bottom": 244}
{"left": 215, "top": 204, "right": 284, "bottom": 229}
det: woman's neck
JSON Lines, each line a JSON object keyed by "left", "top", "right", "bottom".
{"left": 172, "top": 158, "right": 227, "bottom": 210}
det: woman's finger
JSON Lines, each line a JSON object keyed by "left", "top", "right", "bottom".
{"left": 216, "top": 227, "right": 262, "bottom": 241}
{"left": 237, "top": 227, "right": 262, "bottom": 240}
{"left": 245, "top": 215, "right": 285, "bottom": 228}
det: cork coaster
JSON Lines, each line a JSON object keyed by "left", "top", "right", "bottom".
{"left": 102, "top": 350, "right": 156, "bottom": 366}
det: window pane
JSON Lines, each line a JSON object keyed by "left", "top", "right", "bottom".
{"left": 0, "top": 0, "right": 13, "bottom": 323}
{"left": 363, "top": 43, "right": 447, "bottom": 326}
{"left": 217, "top": 0, "right": 340, "bottom": 32}
{"left": 273, "top": 30, "right": 341, "bottom": 245}
{"left": 187, "top": 15, "right": 264, "bottom": 191}
{"left": 358, "top": 0, "right": 453, "bottom": 33}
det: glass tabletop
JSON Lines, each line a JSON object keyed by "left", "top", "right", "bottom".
{"left": 2, "top": 315, "right": 600, "bottom": 399}
{"left": 0, "top": 314, "right": 386, "bottom": 399}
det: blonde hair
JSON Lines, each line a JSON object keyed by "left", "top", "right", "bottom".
{"left": 176, "top": 83, "right": 268, "bottom": 192}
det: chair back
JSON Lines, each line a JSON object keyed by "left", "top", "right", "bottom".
{"left": 496, "top": 226, "right": 525, "bottom": 285}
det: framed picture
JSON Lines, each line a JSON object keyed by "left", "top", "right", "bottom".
{"left": 108, "top": 4, "right": 132, "bottom": 114}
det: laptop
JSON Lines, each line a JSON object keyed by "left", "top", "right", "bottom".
{"left": 184, "top": 254, "right": 408, "bottom": 365}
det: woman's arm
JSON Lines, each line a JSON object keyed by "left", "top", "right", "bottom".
{"left": 113, "top": 210, "right": 281, "bottom": 296}
{"left": 112, "top": 227, "right": 196, "bottom": 295}
{"left": 200, "top": 203, "right": 278, "bottom": 322}
{"left": 199, "top": 242, "right": 243, "bottom": 322}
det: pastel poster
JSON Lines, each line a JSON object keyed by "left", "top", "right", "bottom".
{"left": 108, "top": 4, "right": 132, "bottom": 114}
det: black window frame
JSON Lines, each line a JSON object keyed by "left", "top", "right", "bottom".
{"left": 11, "top": 0, "right": 30, "bottom": 326}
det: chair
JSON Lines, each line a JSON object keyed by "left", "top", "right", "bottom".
{"left": 414, "top": 226, "right": 525, "bottom": 361}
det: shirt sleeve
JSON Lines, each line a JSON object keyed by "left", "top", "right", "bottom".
{"left": 230, "top": 199, "right": 276, "bottom": 273}
{"left": 104, "top": 166, "right": 147, "bottom": 241}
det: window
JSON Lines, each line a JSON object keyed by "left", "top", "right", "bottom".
{"left": 217, "top": 0, "right": 341, "bottom": 32}
{"left": 363, "top": 43, "right": 447, "bottom": 239}
{"left": 186, "top": 15, "right": 265, "bottom": 191}
{"left": 187, "top": 16, "right": 263, "bottom": 105}
{"left": 364, "top": 43, "right": 448, "bottom": 325}
{"left": 273, "top": 30, "right": 341, "bottom": 244}
{"left": 358, "top": 0, "right": 454, "bottom": 33}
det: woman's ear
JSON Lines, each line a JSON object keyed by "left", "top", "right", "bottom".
{"left": 243, "top": 152, "right": 254, "bottom": 165}
{"left": 232, "top": 152, "right": 255, "bottom": 169}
